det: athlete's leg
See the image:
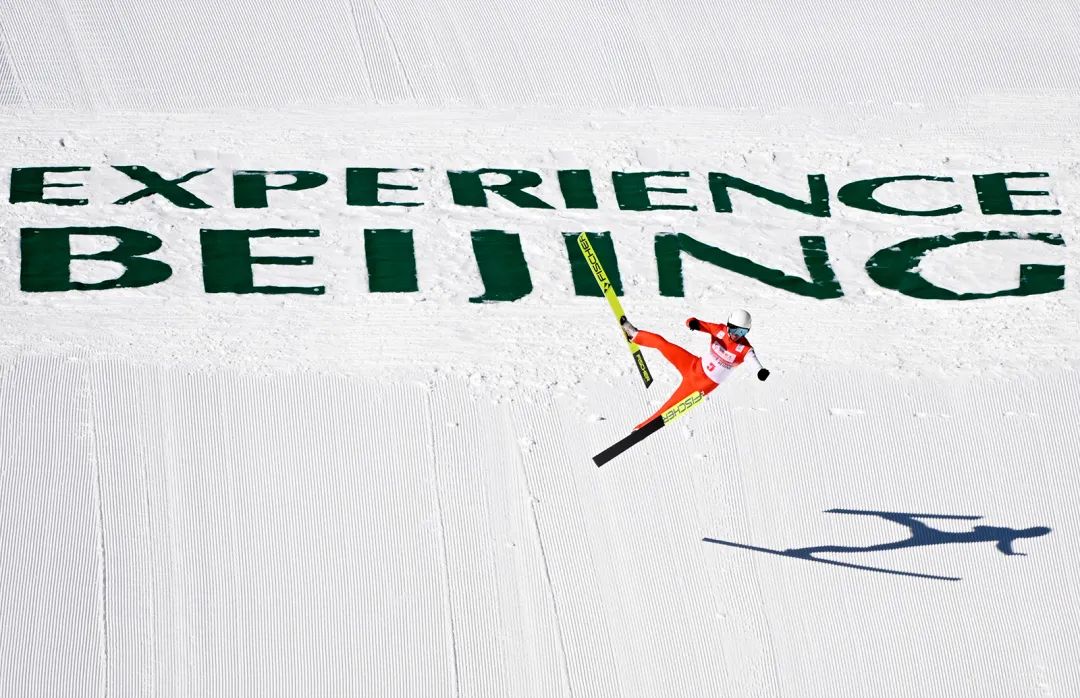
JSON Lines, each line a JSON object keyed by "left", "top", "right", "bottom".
{"left": 871, "top": 513, "right": 934, "bottom": 538}
{"left": 633, "top": 330, "right": 698, "bottom": 374}
{"left": 634, "top": 368, "right": 718, "bottom": 429}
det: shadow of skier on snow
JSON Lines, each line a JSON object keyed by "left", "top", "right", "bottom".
{"left": 704, "top": 508, "right": 1051, "bottom": 581}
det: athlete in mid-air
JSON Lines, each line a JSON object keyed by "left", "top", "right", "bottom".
{"left": 620, "top": 309, "right": 770, "bottom": 429}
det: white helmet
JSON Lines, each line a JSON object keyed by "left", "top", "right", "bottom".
{"left": 728, "top": 309, "right": 752, "bottom": 330}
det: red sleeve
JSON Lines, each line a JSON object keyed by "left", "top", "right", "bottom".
{"left": 698, "top": 320, "right": 726, "bottom": 336}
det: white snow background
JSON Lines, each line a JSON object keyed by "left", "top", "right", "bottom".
{"left": 1, "top": 2, "right": 1080, "bottom": 697}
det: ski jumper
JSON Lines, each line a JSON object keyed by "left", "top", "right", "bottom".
{"left": 633, "top": 318, "right": 763, "bottom": 429}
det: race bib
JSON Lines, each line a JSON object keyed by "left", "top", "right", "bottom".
{"left": 711, "top": 347, "right": 737, "bottom": 365}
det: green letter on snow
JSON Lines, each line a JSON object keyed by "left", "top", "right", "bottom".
{"left": 655, "top": 233, "right": 843, "bottom": 299}
{"left": 346, "top": 168, "right": 424, "bottom": 207}
{"left": 10, "top": 167, "right": 90, "bottom": 206}
{"left": 113, "top": 166, "right": 213, "bottom": 208}
{"left": 233, "top": 170, "right": 329, "bottom": 208}
{"left": 708, "top": 173, "right": 830, "bottom": 217}
{"left": 564, "top": 232, "right": 623, "bottom": 296}
{"left": 866, "top": 230, "right": 1065, "bottom": 300}
{"left": 448, "top": 169, "right": 555, "bottom": 209}
{"left": 838, "top": 175, "right": 962, "bottom": 216}
{"left": 557, "top": 170, "right": 599, "bottom": 209}
{"left": 973, "top": 172, "right": 1061, "bottom": 215}
{"left": 200, "top": 228, "right": 324, "bottom": 294}
{"left": 469, "top": 229, "right": 533, "bottom": 302}
{"left": 613, "top": 171, "right": 697, "bottom": 211}
{"left": 20, "top": 226, "right": 172, "bottom": 291}
{"left": 365, "top": 229, "right": 418, "bottom": 292}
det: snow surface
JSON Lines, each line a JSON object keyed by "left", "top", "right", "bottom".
{"left": 2, "top": 1, "right": 1080, "bottom": 110}
{"left": 2, "top": 3, "right": 1080, "bottom": 697}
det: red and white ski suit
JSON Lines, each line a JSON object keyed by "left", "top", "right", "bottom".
{"left": 633, "top": 318, "right": 763, "bottom": 429}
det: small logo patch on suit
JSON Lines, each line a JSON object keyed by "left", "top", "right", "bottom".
{"left": 713, "top": 348, "right": 737, "bottom": 364}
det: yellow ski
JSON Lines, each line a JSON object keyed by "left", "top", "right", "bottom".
{"left": 660, "top": 389, "right": 705, "bottom": 424}
{"left": 576, "top": 232, "right": 653, "bottom": 388}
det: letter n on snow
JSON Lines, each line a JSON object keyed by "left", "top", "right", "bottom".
{"left": 655, "top": 233, "right": 843, "bottom": 299}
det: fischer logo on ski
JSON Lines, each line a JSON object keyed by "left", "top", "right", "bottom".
{"left": 581, "top": 241, "right": 613, "bottom": 294}
{"left": 661, "top": 390, "right": 704, "bottom": 423}
{"left": 635, "top": 352, "right": 650, "bottom": 380}
{"left": 576, "top": 232, "right": 653, "bottom": 388}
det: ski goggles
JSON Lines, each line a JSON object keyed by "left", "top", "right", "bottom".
{"left": 728, "top": 326, "right": 749, "bottom": 339}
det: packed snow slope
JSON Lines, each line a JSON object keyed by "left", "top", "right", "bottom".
{"left": 2, "top": 0, "right": 1080, "bottom": 110}
{"left": 2, "top": 3, "right": 1080, "bottom": 698}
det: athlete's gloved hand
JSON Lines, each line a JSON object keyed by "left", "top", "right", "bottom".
{"left": 757, "top": 369, "right": 770, "bottom": 381}
{"left": 686, "top": 318, "right": 701, "bottom": 331}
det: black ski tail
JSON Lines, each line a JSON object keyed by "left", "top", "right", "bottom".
{"left": 593, "top": 416, "right": 664, "bottom": 467}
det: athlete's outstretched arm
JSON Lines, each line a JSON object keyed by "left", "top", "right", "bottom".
{"left": 749, "top": 348, "right": 770, "bottom": 381}
{"left": 687, "top": 317, "right": 726, "bottom": 335}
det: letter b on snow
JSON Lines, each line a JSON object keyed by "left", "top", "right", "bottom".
{"left": 20, "top": 227, "right": 172, "bottom": 292}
